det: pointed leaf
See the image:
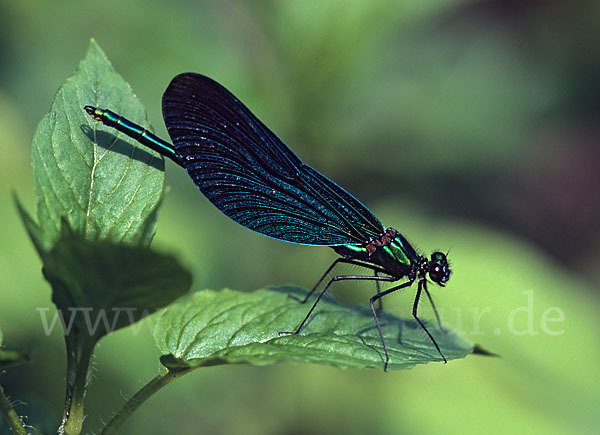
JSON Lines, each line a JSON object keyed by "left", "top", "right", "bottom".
{"left": 42, "top": 230, "right": 192, "bottom": 340}
{"left": 14, "top": 193, "right": 46, "bottom": 258}
{"left": 31, "top": 39, "right": 164, "bottom": 251}
{"left": 153, "top": 287, "right": 474, "bottom": 371}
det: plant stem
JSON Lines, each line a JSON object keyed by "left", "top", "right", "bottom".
{"left": 0, "top": 383, "right": 27, "bottom": 435}
{"left": 59, "top": 335, "right": 96, "bottom": 435}
{"left": 101, "top": 368, "right": 190, "bottom": 435}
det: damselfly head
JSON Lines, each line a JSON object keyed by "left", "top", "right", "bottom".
{"left": 428, "top": 251, "right": 451, "bottom": 286}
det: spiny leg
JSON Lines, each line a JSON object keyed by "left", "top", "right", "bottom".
{"left": 422, "top": 283, "right": 446, "bottom": 334}
{"left": 280, "top": 274, "right": 397, "bottom": 336}
{"left": 374, "top": 270, "right": 383, "bottom": 311}
{"left": 369, "top": 280, "right": 415, "bottom": 371}
{"left": 413, "top": 280, "right": 447, "bottom": 363}
{"left": 296, "top": 258, "right": 389, "bottom": 304}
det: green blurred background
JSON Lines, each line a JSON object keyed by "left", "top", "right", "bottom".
{"left": 1, "top": 0, "right": 599, "bottom": 434}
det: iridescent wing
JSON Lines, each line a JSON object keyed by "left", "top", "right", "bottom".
{"left": 162, "top": 73, "right": 383, "bottom": 245}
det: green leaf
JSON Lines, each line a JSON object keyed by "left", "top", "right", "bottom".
{"left": 153, "top": 287, "right": 474, "bottom": 371}
{"left": 16, "top": 40, "right": 188, "bottom": 340}
{"left": 42, "top": 228, "right": 192, "bottom": 341}
{"left": 31, "top": 39, "right": 164, "bottom": 252}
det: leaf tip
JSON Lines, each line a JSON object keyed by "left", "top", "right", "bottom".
{"left": 472, "top": 344, "right": 499, "bottom": 358}
{"left": 13, "top": 190, "right": 48, "bottom": 258}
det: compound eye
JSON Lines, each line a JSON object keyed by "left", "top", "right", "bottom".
{"left": 429, "top": 263, "right": 444, "bottom": 283}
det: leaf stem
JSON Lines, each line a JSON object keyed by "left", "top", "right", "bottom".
{"left": 60, "top": 335, "right": 96, "bottom": 435}
{"left": 0, "top": 383, "right": 27, "bottom": 435}
{"left": 101, "top": 368, "right": 190, "bottom": 435}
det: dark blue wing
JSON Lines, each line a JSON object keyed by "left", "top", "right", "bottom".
{"left": 162, "top": 73, "right": 383, "bottom": 246}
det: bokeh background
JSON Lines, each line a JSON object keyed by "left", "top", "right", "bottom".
{"left": 1, "top": 1, "right": 599, "bottom": 434}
